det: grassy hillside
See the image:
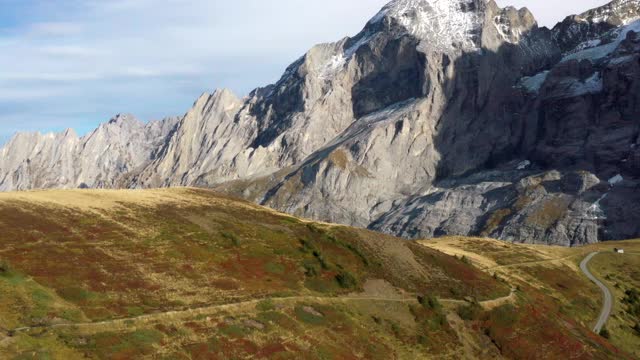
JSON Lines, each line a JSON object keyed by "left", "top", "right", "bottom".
{"left": 587, "top": 241, "right": 640, "bottom": 357}
{"left": 0, "top": 189, "right": 627, "bottom": 359}
{"left": 421, "top": 237, "right": 640, "bottom": 359}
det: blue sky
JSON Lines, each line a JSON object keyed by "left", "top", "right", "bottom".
{"left": 0, "top": 0, "right": 608, "bottom": 144}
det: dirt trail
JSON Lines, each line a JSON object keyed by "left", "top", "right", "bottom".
{"left": 420, "top": 239, "right": 586, "bottom": 272}
{"left": 440, "top": 289, "right": 517, "bottom": 310}
{"left": 486, "top": 254, "right": 580, "bottom": 270}
{"left": 8, "top": 296, "right": 414, "bottom": 336}
{"left": 7, "top": 290, "right": 517, "bottom": 336}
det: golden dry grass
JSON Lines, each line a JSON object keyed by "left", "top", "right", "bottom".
{"left": 0, "top": 188, "right": 512, "bottom": 359}
{"left": 0, "top": 189, "right": 631, "bottom": 359}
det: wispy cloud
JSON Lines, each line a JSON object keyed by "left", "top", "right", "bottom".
{"left": 0, "top": 0, "right": 608, "bottom": 145}
{"left": 28, "top": 21, "right": 84, "bottom": 36}
{"left": 0, "top": 87, "right": 72, "bottom": 100}
{"left": 0, "top": 0, "right": 397, "bottom": 142}
{"left": 38, "top": 45, "right": 103, "bottom": 57}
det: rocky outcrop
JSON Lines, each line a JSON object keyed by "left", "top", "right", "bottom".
{"left": 553, "top": 0, "right": 640, "bottom": 54}
{"left": 129, "top": 90, "right": 251, "bottom": 187}
{"left": 0, "top": 129, "right": 79, "bottom": 191}
{"left": 1, "top": 0, "right": 639, "bottom": 246}
{"left": 0, "top": 115, "right": 178, "bottom": 191}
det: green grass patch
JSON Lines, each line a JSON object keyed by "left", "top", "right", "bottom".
{"left": 457, "top": 301, "right": 483, "bottom": 321}
{"left": 294, "top": 306, "right": 325, "bottom": 325}
{"left": 30, "top": 288, "right": 54, "bottom": 318}
{"left": 302, "top": 259, "right": 320, "bottom": 277}
{"left": 280, "top": 217, "right": 300, "bottom": 225}
{"left": 221, "top": 231, "right": 241, "bottom": 247}
{"left": 79, "top": 329, "right": 164, "bottom": 358}
{"left": 219, "top": 323, "right": 249, "bottom": 338}
{"left": 126, "top": 306, "right": 145, "bottom": 317}
{"left": 256, "top": 299, "right": 275, "bottom": 312}
{"left": 57, "top": 286, "right": 100, "bottom": 303}
{"left": 325, "top": 234, "right": 370, "bottom": 267}
{"left": 0, "top": 267, "right": 27, "bottom": 286}
{"left": 265, "top": 262, "right": 285, "bottom": 275}
{"left": 418, "top": 295, "right": 441, "bottom": 311}
{"left": 335, "top": 271, "right": 357, "bottom": 289}
{"left": 304, "top": 278, "right": 337, "bottom": 293}
{"left": 60, "top": 309, "right": 84, "bottom": 322}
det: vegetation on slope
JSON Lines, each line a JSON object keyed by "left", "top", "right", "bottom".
{"left": 0, "top": 188, "right": 510, "bottom": 359}
{"left": 0, "top": 189, "right": 631, "bottom": 359}
{"left": 421, "top": 237, "right": 634, "bottom": 359}
{"left": 587, "top": 241, "right": 640, "bottom": 357}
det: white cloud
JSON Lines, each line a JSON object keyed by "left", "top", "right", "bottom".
{"left": 28, "top": 21, "right": 84, "bottom": 36}
{"left": 0, "top": 88, "right": 63, "bottom": 101}
{"left": 38, "top": 45, "right": 104, "bottom": 57}
{"left": 0, "top": 72, "right": 103, "bottom": 82}
{"left": 0, "top": 0, "right": 614, "bottom": 142}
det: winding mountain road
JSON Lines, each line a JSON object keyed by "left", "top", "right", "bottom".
{"left": 580, "top": 252, "right": 613, "bottom": 334}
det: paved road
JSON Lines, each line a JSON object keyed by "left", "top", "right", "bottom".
{"left": 580, "top": 252, "right": 613, "bottom": 334}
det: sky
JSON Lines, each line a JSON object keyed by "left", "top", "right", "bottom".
{"left": 0, "top": 0, "right": 609, "bottom": 144}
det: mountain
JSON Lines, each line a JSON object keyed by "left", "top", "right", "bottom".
{"left": 1, "top": 0, "right": 640, "bottom": 246}
{"left": 0, "top": 115, "right": 178, "bottom": 191}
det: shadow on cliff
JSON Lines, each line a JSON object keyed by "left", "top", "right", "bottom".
{"left": 260, "top": 15, "right": 640, "bottom": 241}
{"left": 428, "top": 33, "right": 557, "bottom": 184}
{"left": 419, "top": 23, "right": 640, "bottom": 241}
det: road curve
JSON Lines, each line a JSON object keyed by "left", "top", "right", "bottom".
{"left": 580, "top": 252, "right": 613, "bottom": 334}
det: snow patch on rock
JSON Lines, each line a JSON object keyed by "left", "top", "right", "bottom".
{"left": 516, "top": 160, "right": 531, "bottom": 170}
{"left": 319, "top": 34, "right": 376, "bottom": 80}
{"left": 609, "top": 54, "right": 637, "bottom": 65}
{"left": 588, "top": 0, "right": 640, "bottom": 25}
{"left": 575, "top": 72, "right": 604, "bottom": 96}
{"left": 520, "top": 71, "right": 549, "bottom": 93}
{"left": 562, "top": 19, "right": 640, "bottom": 62}
{"left": 608, "top": 174, "right": 624, "bottom": 186}
{"left": 589, "top": 193, "right": 608, "bottom": 220}
{"left": 547, "top": 72, "right": 603, "bottom": 99}
{"left": 374, "top": 0, "right": 483, "bottom": 51}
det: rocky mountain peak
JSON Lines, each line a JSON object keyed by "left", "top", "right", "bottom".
{"left": 488, "top": 2, "right": 537, "bottom": 43}
{"left": 106, "top": 113, "right": 143, "bottom": 130}
{"left": 191, "top": 89, "right": 242, "bottom": 116}
{"left": 61, "top": 128, "right": 78, "bottom": 138}
{"left": 367, "top": 0, "right": 542, "bottom": 53}
{"left": 553, "top": 0, "right": 640, "bottom": 53}
{"left": 209, "top": 88, "right": 242, "bottom": 111}
{"left": 370, "top": 0, "right": 484, "bottom": 51}
{"left": 581, "top": 0, "right": 640, "bottom": 25}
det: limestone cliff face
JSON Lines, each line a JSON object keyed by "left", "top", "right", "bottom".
{"left": 366, "top": 0, "right": 640, "bottom": 244}
{"left": 214, "top": 0, "right": 640, "bottom": 246}
{"left": 129, "top": 89, "right": 251, "bottom": 187}
{"left": 0, "top": 115, "right": 178, "bottom": 191}
{"left": 1, "top": 0, "right": 639, "bottom": 246}
{"left": 219, "top": 0, "right": 564, "bottom": 234}
{"left": 0, "top": 129, "right": 79, "bottom": 191}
